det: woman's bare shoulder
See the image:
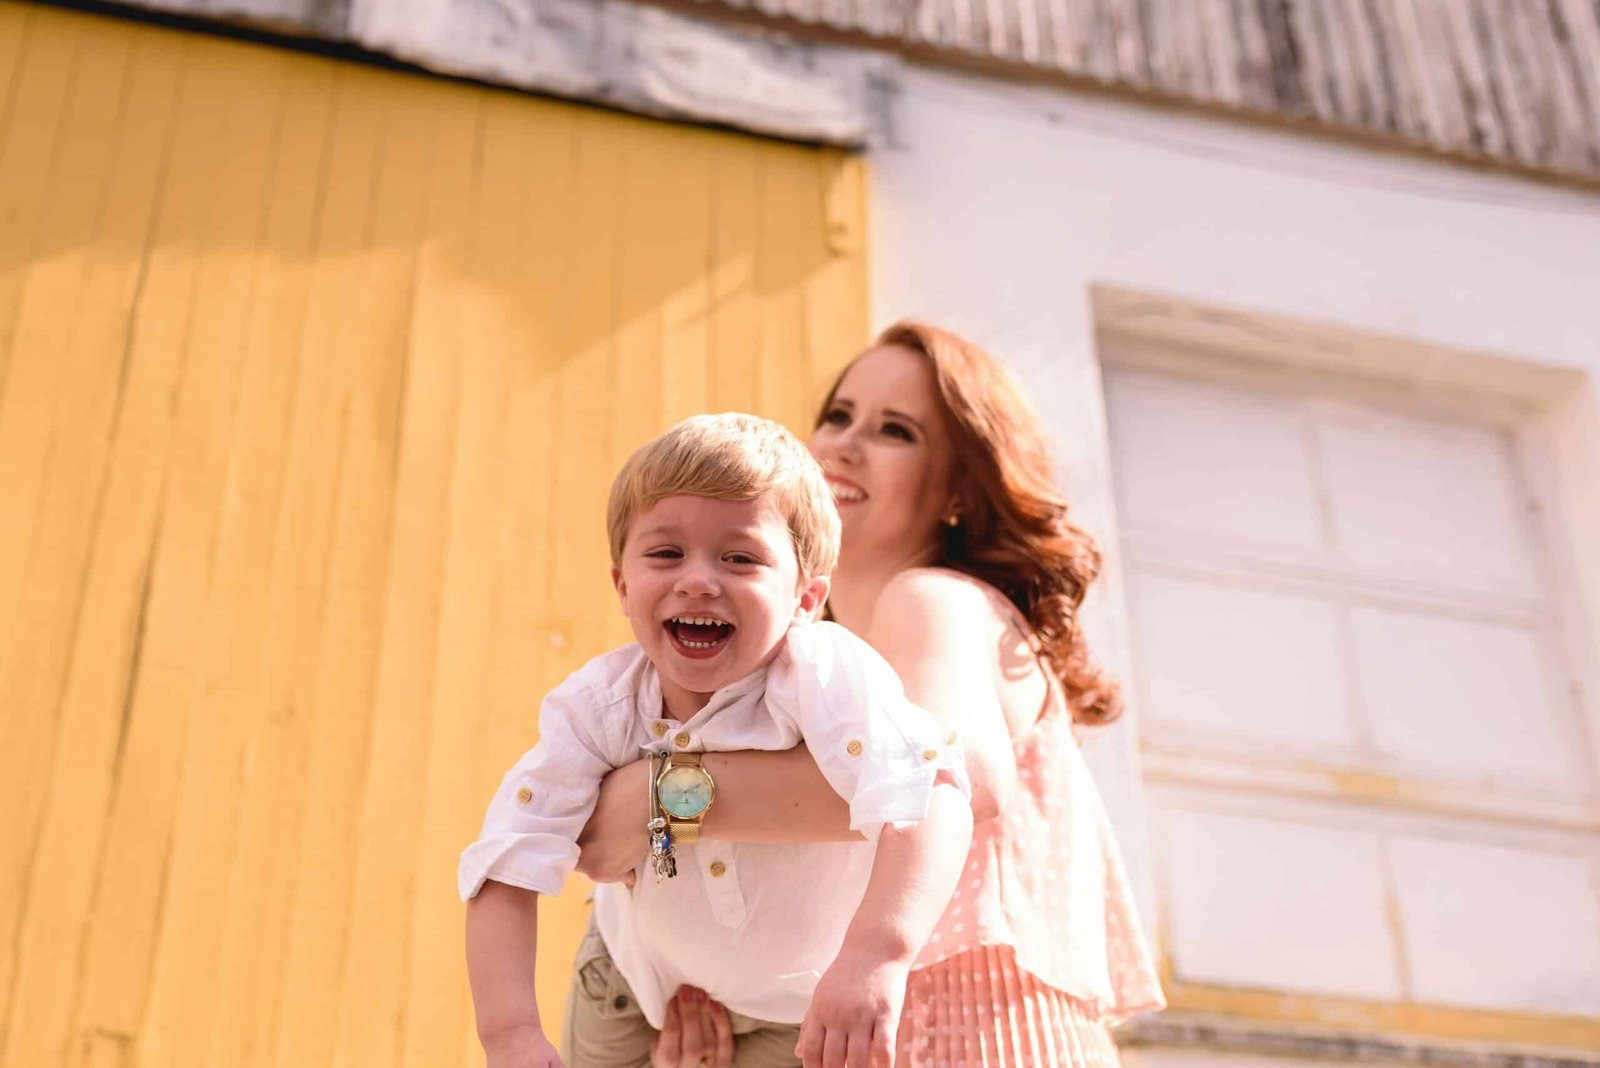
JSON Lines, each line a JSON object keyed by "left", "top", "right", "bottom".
{"left": 874, "top": 567, "right": 1016, "bottom": 634}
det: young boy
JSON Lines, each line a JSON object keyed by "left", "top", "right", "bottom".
{"left": 460, "top": 413, "right": 972, "bottom": 1068}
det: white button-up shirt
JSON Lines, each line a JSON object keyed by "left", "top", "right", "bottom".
{"left": 458, "top": 621, "right": 967, "bottom": 1026}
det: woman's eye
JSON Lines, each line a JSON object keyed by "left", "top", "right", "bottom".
{"left": 882, "top": 421, "right": 915, "bottom": 442}
{"left": 821, "top": 407, "right": 850, "bottom": 427}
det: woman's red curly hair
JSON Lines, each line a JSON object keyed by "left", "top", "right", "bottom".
{"left": 819, "top": 321, "right": 1123, "bottom": 726}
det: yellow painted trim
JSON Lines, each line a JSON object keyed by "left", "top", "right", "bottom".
{"left": 1158, "top": 952, "right": 1600, "bottom": 1052}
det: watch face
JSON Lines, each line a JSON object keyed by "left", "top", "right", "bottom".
{"left": 658, "top": 765, "right": 714, "bottom": 820}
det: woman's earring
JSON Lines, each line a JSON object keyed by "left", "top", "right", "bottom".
{"left": 944, "top": 513, "right": 960, "bottom": 527}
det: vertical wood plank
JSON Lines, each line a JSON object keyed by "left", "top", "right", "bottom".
{"left": 1103, "top": 0, "right": 1151, "bottom": 87}
{"left": 708, "top": 139, "right": 764, "bottom": 416}
{"left": 262, "top": 62, "right": 393, "bottom": 1068}
{"left": 1228, "top": 0, "right": 1279, "bottom": 109}
{"left": 1, "top": 19, "right": 184, "bottom": 1066}
{"left": 610, "top": 122, "right": 671, "bottom": 461}
{"left": 0, "top": 4, "right": 33, "bottom": 176}
{"left": 401, "top": 91, "right": 570, "bottom": 1068}
{"left": 197, "top": 56, "right": 338, "bottom": 1068}
{"left": 0, "top": 27, "right": 88, "bottom": 955}
{"left": 1331, "top": 0, "right": 1393, "bottom": 131}
{"left": 1471, "top": 0, "right": 1542, "bottom": 163}
{"left": 330, "top": 77, "right": 479, "bottom": 1068}
{"left": 802, "top": 152, "right": 871, "bottom": 412}
{"left": 64, "top": 29, "right": 242, "bottom": 1054}
{"left": 1553, "top": 0, "right": 1600, "bottom": 168}
{"left": 1311, "top": 0, "right": 1365, "bottom": 126}
{"left": 1410, "top": 0, "right": 1473, "bottom": 152}
{"left": 1360, "top": 0, "right": 1427, "bottom": 141}
{"left": 755, "top": 143, "right": 816, "bottom": 427}
{"left": 1508, "top": 0, "right": 1591, "bottom": 172}
{"left": 1388, "top": 0, "right": 1451, "bottom": 145}
{"left": 1195, "top": 0, "right": 1245, "bottom": 108}
{"left": 1435, "top": 0, "right": 1507, "bottom": 156}
{"left": 0, "top": 10, "right": 104, "bottom": 1047}
{"left": 535, "top": 103, "right": 628, "bottom": 1027}
{"left": 0, "top": 3, "right": 76, "bottom": 400}
{"left": 121, "top": 38, "right": 291, "bottom": 1068}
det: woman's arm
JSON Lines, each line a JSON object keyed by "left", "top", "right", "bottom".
{"left": 863, "top": 569, "right": 1019, "bottom": 823}
{"left": 575, "top": 746, "right": 859, "bottom": 883}
{"left": 575, "top": 569, "right": 1017, "bottom": 880}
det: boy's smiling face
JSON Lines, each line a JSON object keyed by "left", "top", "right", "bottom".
{"left": 613, "top": 494, "right": 829, "bottom": 719}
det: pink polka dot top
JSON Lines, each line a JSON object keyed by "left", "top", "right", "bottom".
{"left": 912, "top": 690, "right": 1166, "bottom": 1024}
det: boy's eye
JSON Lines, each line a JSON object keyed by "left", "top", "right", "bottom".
{"left": 644, "top": 548, "right": 682, "bottom": 559}
{"left": 724, "top": 553, "right": 762, "bottom": 566}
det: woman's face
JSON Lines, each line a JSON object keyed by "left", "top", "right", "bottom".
{"left": 808, "top": 344, "right": 959, "bottom": 568}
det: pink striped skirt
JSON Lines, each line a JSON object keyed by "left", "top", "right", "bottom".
{"left": 896, "top": 945, "right": 1123, "bottom": 1068}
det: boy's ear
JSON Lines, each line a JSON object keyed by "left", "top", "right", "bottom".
{"left": 796, "top": 573, "right": 830, "bottom": 622}
{"left": 611, "top": 567, "right": 627, "bottom": 608}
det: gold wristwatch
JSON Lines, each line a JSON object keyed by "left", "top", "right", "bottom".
{"left": 655, "top": 752, "right": 715, "bottom": 845}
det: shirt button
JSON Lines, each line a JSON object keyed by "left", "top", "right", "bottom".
{"left": 946, "top": 730, "right": 958, "bottom": 745}
{"left": 515, "top": 786, "right": 533, "bottom": 805}
{"left": 653, "top": 722, "right": 668, "bottom": 737}
{"left": 709, "top": 861, "right": 727, "bottom": 878}
{"left": 846, "top": 740, "right": 862, "bottom": 756}
{"left": 674, "top": 731, "right": 691, "bottom": 748}
{"left": 923, "top": 749, "right": 938, "bottom": 761}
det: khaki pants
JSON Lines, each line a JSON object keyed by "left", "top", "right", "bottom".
{"left": 562, "top": 912, "right": 801, "bottom": 1068}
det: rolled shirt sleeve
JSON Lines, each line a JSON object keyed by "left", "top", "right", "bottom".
{"left": 766, "top": 621, "right": 970, "bottom": 841}
{"left": 457, "top": 677, "right": 619, "bottom": 901}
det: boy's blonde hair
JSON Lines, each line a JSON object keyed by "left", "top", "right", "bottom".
{"left": 607, "top": 413, "right": 840, "bottom": 580}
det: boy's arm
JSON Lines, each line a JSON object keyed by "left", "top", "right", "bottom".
{"left": 466, "top": 881, "right": 564, "bottom": 1067}
{"left": 783, "top": 577, "right": 1021, "bottom": 1067}
{"left": 796, "top": 784, "right": 972, "bottom": 1068}
{"left": 460, "top": 673, "right": 621, "bottom": 1064}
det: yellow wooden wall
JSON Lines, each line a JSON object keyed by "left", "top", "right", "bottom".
{"left": 0, "top": 5, "right": 869, "bottom": 1065}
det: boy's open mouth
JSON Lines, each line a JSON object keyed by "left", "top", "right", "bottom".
{"left": 664, "top": 615, "right": 735, "bottom": 658}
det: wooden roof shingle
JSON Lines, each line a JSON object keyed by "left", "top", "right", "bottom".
{"left": 652, "top": 0, "right": 1600, "bottom": 183}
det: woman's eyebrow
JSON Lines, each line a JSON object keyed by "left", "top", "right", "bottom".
{"left": 883, "top": 407, "right": 925, "bottom": 430}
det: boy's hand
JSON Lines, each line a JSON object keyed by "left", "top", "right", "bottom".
{"left": 482, "top": 1023, "right": 565, "bottom": 1068}
{"left": 653, "top": 987, "right": 733, "bottom": 1068}
{"left": 796, "top": 950, "right": 908, "bottom": 1068}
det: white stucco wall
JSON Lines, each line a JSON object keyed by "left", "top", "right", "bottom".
{"left": 872, "top": 67, "right": 1600, "bottom": 373}
{"left": 869, "top": 63, "right": 1600, "bottom": 1054}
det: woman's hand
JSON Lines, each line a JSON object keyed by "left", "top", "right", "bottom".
{"left": 795, "top": 947, "right": 908, "bottom": 1068}
{"left": 576, "top": 758, "right": 652, "bottom": 885}
{"left": 652, "top": 987, "right": 733, "bottom": 1068}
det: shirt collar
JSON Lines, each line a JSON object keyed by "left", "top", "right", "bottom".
{"left": 633, "top": 656, "right": 768, "bottom": 734}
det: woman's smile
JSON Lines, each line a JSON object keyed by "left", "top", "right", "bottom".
{"left": 824, "top": 473, "right": 867, "bottom": 504}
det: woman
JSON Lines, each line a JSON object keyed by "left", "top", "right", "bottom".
{"left": 577, "top": 322, "right": 1164, "bottom": 1068}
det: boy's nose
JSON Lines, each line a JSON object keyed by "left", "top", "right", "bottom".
{"left": 674, "top": 567, "right": 719, "bottom": 597}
